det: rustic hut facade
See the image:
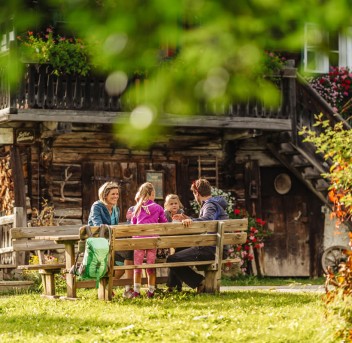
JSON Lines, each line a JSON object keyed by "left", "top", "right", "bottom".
{"left": 1, "top": 3, "right": 351, "bottom": 278}
{"left": 0, "top": 59, "right": 346, "bottom": 278}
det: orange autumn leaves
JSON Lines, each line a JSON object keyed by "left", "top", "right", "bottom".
{"left": 328, "top": 162, "right": 352, "bottom": 223}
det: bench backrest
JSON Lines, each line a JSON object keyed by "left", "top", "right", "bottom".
{"left": 79, "top": 219, "right": 248, "bottom": 251}
{"left": 10, "top": 225, "right": 81, "bottom": 251}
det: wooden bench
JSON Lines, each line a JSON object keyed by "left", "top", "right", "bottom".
{"left": 79, "top": 218, "right": 248, "bottom": 301}
{"left": 10, "top": 225, "right": 81, "bottom": 298}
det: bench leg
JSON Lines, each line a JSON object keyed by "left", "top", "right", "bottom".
{"left": 39, "top": 270, "right": 59, "bottom": 298}
{"left": 204, "top": 270, "right": 221, "bottom": 293}
{"left": 98, "top": 278, "right": 109, "bottom": 300}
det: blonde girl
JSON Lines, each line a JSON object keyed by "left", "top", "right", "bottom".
{"left": 164, "top": 194, "right": 184, "bottom": 222}
{"left": 163, "top": 194, "right": 187, "bottom": 292}
{"left": 131, "top": 182, "right": 168, "bottom": 298}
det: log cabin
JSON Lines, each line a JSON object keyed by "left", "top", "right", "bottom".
{"left": 0, "top": 4, "right": 351, "bottom": 279}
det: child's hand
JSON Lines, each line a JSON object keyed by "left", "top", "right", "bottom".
{"left": 172, "top": 213, "right": 189, "bottom": 221}
{"left": 126, "top": 209, "right": 133, "bottom": 221}
{"left": 182, "top": 219, "right": 192, "bottom": 227}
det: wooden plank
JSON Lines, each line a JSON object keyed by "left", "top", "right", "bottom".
{"left": 0, "top": 214, "right": 14, "bottom": 226}
{"left": 113, "top": 235, "right": 217, "bottom": 250}
{"left": 54, "top": 208, "right": 82, "bottom": 218}
{"left": 221, "top": 219, "right": 248, "bottom": 231}
{"left": 17, "top": 263, "right": 65, "bottom": 270}
{"left": 113, "top": 260, "right": 216, "bottom": 270}
{"left": 11, "top": 109, "right": 291, "bottom": 130}
{"left": 0, "top": 264, "right": 16, "bottom": 268}
{"left": 108, "top": 221, "right": 219, "bottom": 237}
{"left": 0, "top": 247, "right": 13, "bottom": 254}
{"left": 108, "top": 219, "right": 247, "bottom": 238}
{"left": 0, "top": 281, "right": 34, "bottom": 292}
{"left": 223, "top": 232, "right": 248, "bottom": 245}
{"left": 12, "top": 240, "right": 65, "bottom": 251}
{"left": 35, "top": 235, "right": 79, "bottom": 241}
{"left": 10, "top": 225, "right": 81, "bottom": 239}
{"left": 112, "top": 232, "right": 246, "bottom": 251}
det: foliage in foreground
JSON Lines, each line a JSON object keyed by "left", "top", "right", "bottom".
{"left": 300, "top": 114, "right": 352, "bottom": 224}
{"left": 300, "top": 114, "right": 352, "bottom": 341}
{"left": 0, "top": 289, "right": 338, "bottom": 343}
{"left": 3, "top": 0, "right": 352, "bottom": 146}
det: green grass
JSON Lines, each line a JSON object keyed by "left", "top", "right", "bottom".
{"left": 0, "top": 287, "right": 340, "bottom": 343}
{"left": 221, "top": 276, "right": 325, "bottom": 286}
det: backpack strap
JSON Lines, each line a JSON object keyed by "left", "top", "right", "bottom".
{"left": 85, "top": 225, "right": 93, "bottom": 238}
{"left": 99, "top": 224, "right": 112, "bottom": 243}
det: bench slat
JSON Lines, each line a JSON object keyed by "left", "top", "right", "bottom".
{"left": 0, "top": 247, "right": 14, "bottom": 254}
{"left": 113, "top": 234, "right": 218, "bottom": 250}
{"left": 0, "top": 214, "right": 14, "bottom": 226}
{"left": 12, "top": 240, "right": 65, "bottom": 251}
{"left": 113, "top": 257, "right": 241, "bottom": 271}
{"left": 0, "top": 264, "right": 17, "bottom": 268}
{"left": 113, "top": 221, "right": 219, "bottom": 237}
{"left": 79, "top": 219, "right": 248, "bottom": 238}
{"left": 113, "top": 260, "right": 217, "bottom": 270}
{"left": 17, "top": 263, "right": 65, "bottom": 270}
{"left": 11, "top": 225, "right": 81, "bottom": 239}
{"left": 222, "top": 218, "right": 248, "bottom": 231}
{"left": 223, "top": 232, "right": 248, "bottom": 245}
{"left": 112, "top": 231, "right": 247, "bottom": 251}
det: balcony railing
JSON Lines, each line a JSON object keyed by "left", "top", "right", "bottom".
{"left": 0, "top": 64, "right": 310, "bottom": 132}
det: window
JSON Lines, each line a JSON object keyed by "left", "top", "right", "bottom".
{"left": 304, "top": 23, "right": 352, "bottom": 73}
{"left": 0, "top": 20, "right": 15, "bottom": 53}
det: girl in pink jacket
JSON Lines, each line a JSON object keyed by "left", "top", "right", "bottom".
{"left": 131, "top": 182, "right": 168, "bottom": 298}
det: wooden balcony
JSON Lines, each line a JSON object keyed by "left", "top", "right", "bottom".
{"left": 0, "top": 62, "right": 297, "bottom": 131}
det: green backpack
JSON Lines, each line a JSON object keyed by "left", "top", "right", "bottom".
{"left": 77, "top": 225, "right": 111, "bottom": 288}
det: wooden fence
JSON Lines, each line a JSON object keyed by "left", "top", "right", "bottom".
{"left": 0, "top": 207, "right": 26, "bottom": 280}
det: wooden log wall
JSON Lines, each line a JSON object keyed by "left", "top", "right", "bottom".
{"left": 29, "top": 124, "right": 231, "bottom": 224}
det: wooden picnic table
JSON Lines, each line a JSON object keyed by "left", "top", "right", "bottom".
{"left": 35, "top": 235, "right": 79, "bottom": 299}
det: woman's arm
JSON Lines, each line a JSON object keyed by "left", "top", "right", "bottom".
{"left": 88, "top": 202, "right": 104, "bottom": 225}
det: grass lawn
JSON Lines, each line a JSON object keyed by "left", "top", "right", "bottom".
{"left": 0, "top": 286, "right": 339, "bottom": 343}
{"left": 221, "top": 275, "right": 325, "bottom": 286}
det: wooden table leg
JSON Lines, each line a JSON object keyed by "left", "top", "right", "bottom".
{"left": 39, "top": 269, "right": 61, "bottom": 299}
{"left": 64, "top": 242, "right": 77, "bottom": 299}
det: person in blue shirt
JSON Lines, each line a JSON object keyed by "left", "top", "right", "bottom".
{"left": 88, "top": 181, "right": 134, "bottom": 298}
{"left": 168, "top": 178, "right": 229, "bottom": 293}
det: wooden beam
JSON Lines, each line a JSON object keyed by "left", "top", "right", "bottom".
{"left": 0, "top": 109, "right": 292, "bottom": 131}
{"left": 10, "top": 147, "right": 26, "bottom": 209}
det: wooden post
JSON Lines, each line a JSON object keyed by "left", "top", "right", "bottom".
{"left": 244, "top": 159, "right": 263, "bottom": 277}
{"left": 10, "top": 147, "right": 27, "bottom": 210}
{"left": 64, "top": 242, "right": 76, "bottom": 299}
{"left": 204, "top": 221, "right": 224, "bottom": 293}
{"left": 14, "top": 207, "right": 26, "bottom": 228}
{"left": 98, "top": 277, "right": 109, "bottom": 301}
{"left": 13, "top": 207, "right": 26, "bottom": 266}
{"left": 282, "top": 60, "right": 297, "bottom": 144}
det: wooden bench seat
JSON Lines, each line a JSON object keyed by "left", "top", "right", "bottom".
{"left": 79, "top": 218, "right": 248, "bottom": 301}
{"left": 17, "top": 263, "right": 66, "bottom": 271}
{"left": 10, "top": 224, "right": 81, "bottom": 298}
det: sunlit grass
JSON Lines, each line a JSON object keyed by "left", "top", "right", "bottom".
{"left": 0, "top": 288, "right": 339, "bottom": 342}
